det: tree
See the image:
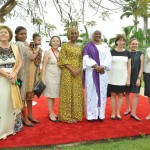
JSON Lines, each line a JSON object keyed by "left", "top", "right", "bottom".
{"left": 120, "top": 0, "right": 139, "bottom": 31}
{"left": 0, "top": 0, "right": 16, "bottom": 22}
{"left": 0, "top": 0, "right": 123, "bottom": 35}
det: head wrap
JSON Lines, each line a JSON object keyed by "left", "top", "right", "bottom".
{"left": 67, "top": 26, "right": 79, "bottom": 40}
{"left": 89, "top": 27, "right": 102, "bottom": 41}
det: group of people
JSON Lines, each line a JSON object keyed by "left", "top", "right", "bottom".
{"left": 0, "top": 25, "right": 150, "bottom": 140}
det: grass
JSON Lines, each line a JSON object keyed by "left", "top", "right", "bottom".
{"left": 1, "top": 136, "right": 150, "bottom": 150}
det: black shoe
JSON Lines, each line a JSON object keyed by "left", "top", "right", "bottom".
{"left": 111, "top": 116, "right": 116, "bottom": 120}
{"left": 98, "top": 119, "right": 105, "bottom": 122}
{"left": 23, "top": 121, "right": 34, "bottom": 127}
{"left": 130, "top": 115, "right": 141, "bottom": 121}
{"left": 116, "top": 116, "right": 122, "bottom": 120}
{"left": 28, "top": 117, "right": 40, "bottom": 123}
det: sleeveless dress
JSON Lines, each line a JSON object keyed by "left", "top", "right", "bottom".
{"left": 0, "top": 47, "right": 16, "bottom": 139}
{"left": 43, "top": 50, "right": 61, "bottom": 98}
{"left": 130, "top": 51, "right": 143, "bottom": 93}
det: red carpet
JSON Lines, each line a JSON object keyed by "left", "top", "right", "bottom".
{"left": 0, "top": 95, "right": 150, "bottom": 148}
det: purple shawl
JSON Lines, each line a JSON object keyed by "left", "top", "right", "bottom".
{"left": 83, "top": 42, "right": 101, "bottom": 107}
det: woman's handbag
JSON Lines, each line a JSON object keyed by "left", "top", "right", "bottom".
{"left": 33, "top": 80, "right": 46, "bottom": 98}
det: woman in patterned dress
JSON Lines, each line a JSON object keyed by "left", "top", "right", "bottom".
{"left": 58, "top": 27, "right": 84, "bottom": 123}
{"left": 124, "top": 38, "right": 144, "bottom": 121}
{"left": 42, "top": 36, "right": 61, "bottom": 122}
{"left": 0, "top": 25, "right": 22, "bottom": 139}
{"left": 15, "top": 26, "right": 41, "bottom": 127}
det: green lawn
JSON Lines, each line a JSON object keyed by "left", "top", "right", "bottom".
{"left": 1, "top": 136, "right": 150, "bottom": 150}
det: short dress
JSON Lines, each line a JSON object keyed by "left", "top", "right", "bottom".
{"left": 108, "top": 49, "right": 131, "bottom": 93}
{"left": 43, "top": 50, "right": 61, "bottom": 98}
{"left": 129, "top": 51, "right": 143, "bottom": 93}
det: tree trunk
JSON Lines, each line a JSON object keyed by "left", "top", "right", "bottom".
{"left": 143, "top": 17, "right": 148, "bottom": 45}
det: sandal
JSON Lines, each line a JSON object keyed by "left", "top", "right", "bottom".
{"left": 146, "top": 115, "right": 150, "bottom": 120}
{"left": 124, "top": 111, "right": 131, "bottom": 116}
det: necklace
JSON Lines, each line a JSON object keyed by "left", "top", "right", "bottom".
{"left": 51, "top": 48, "right": 59, "bottom": 61}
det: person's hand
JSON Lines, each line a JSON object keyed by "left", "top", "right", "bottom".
{"left": 95, "top": 66, "right": 105, "bottom": 74}
{"left": 7, "top": 71, "right": 17, "bottom": 80}
{"left": 136, "top": 78, "right": 141, "bottom": 87}
{"left": 9, "top": 78, "right": 15, "bottom": 84}
{"left": 126, "top": 78, "right": 130, "bottom": 86}
{"left": 34, "top": 47, "right": 40, "bottom": 54}
{"left": 73, "top": 68, "right": 81, "bottom": 77}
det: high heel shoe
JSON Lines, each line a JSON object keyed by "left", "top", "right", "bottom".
{"left": 130, "top": 115, "right": 141, "bottom": 121}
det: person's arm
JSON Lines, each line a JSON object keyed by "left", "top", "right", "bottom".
{"left": 136, "top": 54, "right": 144, "bottom": 86}
{"left": 41, "top": 51, "right": 49, "bottom": 84}
{"left": 127, "top": 58, "right": 131, "bottom": 85}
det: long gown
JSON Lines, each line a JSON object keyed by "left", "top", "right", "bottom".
{"left": 58, "top": 43, "right": 84, "bottom": 123}
{"left": 0, "top": 47, "right": 16, "bottom": 139}
{"left": 16, "top": 41, "right": 30, "bottom": 101}
{"left": 83, "top": 42, "right": 112, "bottom": 120}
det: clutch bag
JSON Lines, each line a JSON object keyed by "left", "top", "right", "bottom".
{"left": 33, "top": 80, "right": 46, "bottom": 98}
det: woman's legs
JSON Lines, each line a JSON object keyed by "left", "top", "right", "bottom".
{"left": 48, "top": 98, "right": 57, "bottom": 121}
{"left": 27, "top": 100, "right": 39, "bottom": 123}
{"left": 22, "top": 101, "right": 34, "bottom": 126}
{"left": 146, "top": 97, "right": 150, "bottom": 119}
{"left": 117, "top": 93, "right": 124, "bottom": 118}
{"left": 131, "top": 93, "right": 139, "bottom": 116}
{"left": 124, "top": 92, "right": 131, "bottom": 115}
{"left": 110, "top": 92, "right": 117, "bottom": 118}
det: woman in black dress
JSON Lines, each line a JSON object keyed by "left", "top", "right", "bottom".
{"left": 124, "top": 38, "right": 144, "bottom": 121}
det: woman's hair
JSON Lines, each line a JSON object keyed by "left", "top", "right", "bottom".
{"left": 129, "top": 38, "right": 138, "bottom": 44}
{"left": 49, "top": 36, "right": 61, "bottom": 47}
{"left": 32, "top": 33, "right": 41, "bottom": 40}
{"left": 115, "top": 34, "right": 126, "bottom": 46}
{"left": 15, "top": 26, "right": 27, "bottom": 41}
{"left": 0, "top": 25, "right": 13, "bottom": 42}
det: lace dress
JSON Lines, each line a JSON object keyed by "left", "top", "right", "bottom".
{"left": 0, "top": 47, "right": 22, "bottom": 139}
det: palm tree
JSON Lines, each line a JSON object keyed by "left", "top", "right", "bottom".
{"left": 120, "top": 0, "right": 140, "bottom": 32}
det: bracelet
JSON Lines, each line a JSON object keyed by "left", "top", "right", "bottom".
{"left": 137, "top": 77, "right": 141, "bottom": 79}
{"left": 127, "top": 77, "right": 130, "bottom": 79}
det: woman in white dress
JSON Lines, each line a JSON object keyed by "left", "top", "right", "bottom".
{"left": 0, "top": 25, "right": 22, "bottom": 139}
{"left": 144, "top": 47, "right": 150, "bottom": 120}
{"left": 42, "top": 36, "right": 61, "bottom": 122}
{"left": 83, "top": 28, "right": 112, "bottom": 121}
{"left": 108, "top": 34, "right": 131, "bottom": 120}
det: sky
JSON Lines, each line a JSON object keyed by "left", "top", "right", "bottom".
{"left": 1, "top": 0, "right": 149, "bottom": 50}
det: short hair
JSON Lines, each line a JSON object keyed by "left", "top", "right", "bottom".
{"left": 15, "top": 26, "right": 27, "bottom": 41}
{"left": 0, "top": 25, "right": 13, "bottom": 42}
{"left": 115, "top": 34, "right": 126, "bottom": 46}
{"left": 32, "top": 33, "right": 41, "bottom": 40}
{"left": 49, "top": 36, "right": 61, "bottom": 47}
{"left": 129, "top": 38, "right": 138, "bottom": 44}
